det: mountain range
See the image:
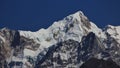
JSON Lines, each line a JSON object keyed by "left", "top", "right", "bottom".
{"left": 0, "top": 11, "right": 120, "bottom": 68}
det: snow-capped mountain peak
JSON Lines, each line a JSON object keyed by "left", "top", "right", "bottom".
{"left": 1, "top": 11, "right": 120, "bottom": 68}
{"left": 20, "top": 11, "right": 105, "bottom": 44}
{"left": 19, "top": 11, "right": 107, "bottom": 60}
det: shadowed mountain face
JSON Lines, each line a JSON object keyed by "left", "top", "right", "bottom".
{"left": 0, "top": 11, "right": 120, "bottom": 68}
{"left": 35, "top": 32, "right": 120, "bottom": 68}
{"left": 35, "top": 39, "right": 80, "bottom": 68}
{"left": 0, "top": 28, "right": 120, "bottom": 68}
{"left": 80, "top": 58, "right": 120, "bottom": 68}
{"left": 0, "top": 28, "right": 38, "bottom": 68}
{"left": 0, "top": 28, "right": 19, "bottom": 68}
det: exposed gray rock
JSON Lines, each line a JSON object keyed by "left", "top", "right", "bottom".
{"left": 80, "top": 58, "right": 120, "bottom": 68}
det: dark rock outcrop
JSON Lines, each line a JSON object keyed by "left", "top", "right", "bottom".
{"left": 80, "top": 58, "right": 120, "bottom": 68}
{"left": 0, "top": 28, "right": 20, "bottom": 68}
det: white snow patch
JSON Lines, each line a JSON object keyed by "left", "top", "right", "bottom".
{"left": 97, "top": 53, "right": 102, "bottom": 59}
{"left": 59, "top": 53, "right": 68, "bottom": 60}
{"left": 24, "top": 49, "right": 36, "bottom": 57}
{"left": 0, "top": 35, "right": 5, "bottom": 42}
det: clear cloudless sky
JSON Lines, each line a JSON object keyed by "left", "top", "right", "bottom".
{"left": 0, "top": 0, "right": 120, "bottom": 31}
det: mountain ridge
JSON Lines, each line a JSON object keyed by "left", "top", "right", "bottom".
{"left": 0, "top": 11, "right": 120, "bottom": 68}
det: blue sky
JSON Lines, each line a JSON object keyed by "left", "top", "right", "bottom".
{"left": 0, "top": 0, "right": 120, "bottom": 31}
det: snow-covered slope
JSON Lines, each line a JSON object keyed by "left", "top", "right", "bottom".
{"left": 105, "top": 25, "right": 120, "bottom": 44}
{"left": 20, "top": 11, "right": 105, "bottom": 52}
{"left": 0, "top": 11, "right": 120, "bottom": 68}
{"left": 19, "top": 11, "right": 106, "bottom": 64}
{"left": 20, "top": 11, "right": 105, "bottom": 42}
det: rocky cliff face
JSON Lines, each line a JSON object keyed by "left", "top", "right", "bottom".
{"left": 0, "top": 28, "right": 19, "bottom": 68}
{"left": 0, "top": 11, "right": 120, "bottom": 68}
{"left": 80, "top": 58, "right": 120, "bottom": 68}
{"left": 0, "top": 28, "right": 39, "bottom": 68}
{"left": 35, "top": 32, "right": 120, "bottom": 68}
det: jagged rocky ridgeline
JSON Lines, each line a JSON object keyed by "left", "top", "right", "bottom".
{"left": 0, "top": 11, "right": 120, "bottom": 68}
